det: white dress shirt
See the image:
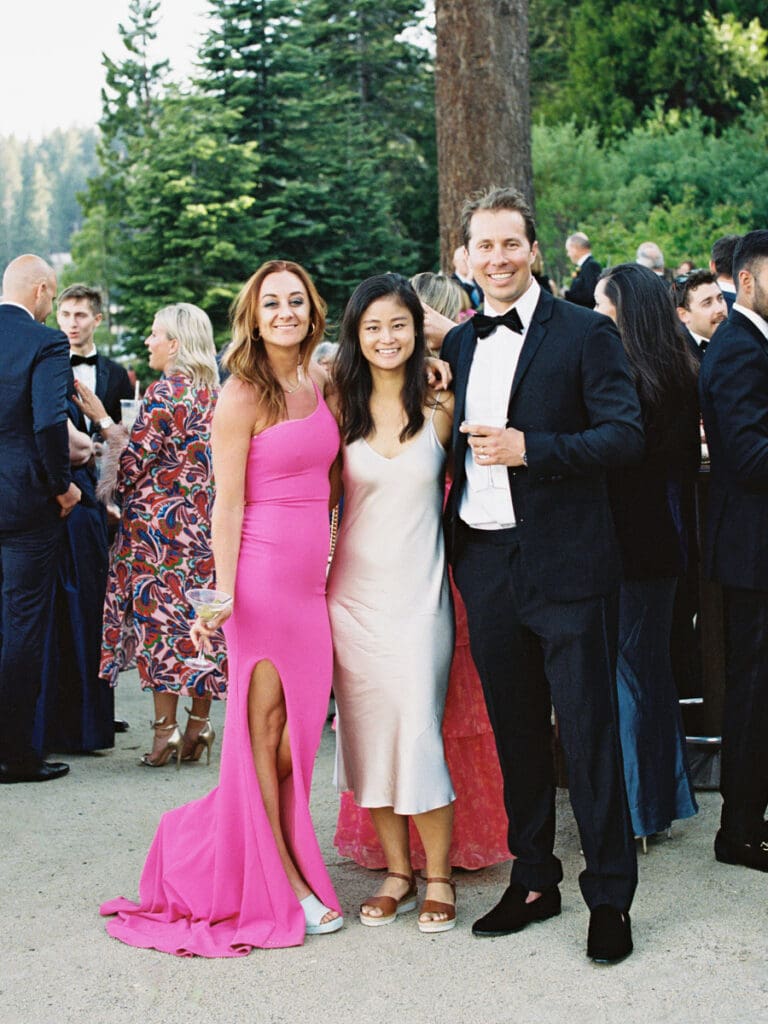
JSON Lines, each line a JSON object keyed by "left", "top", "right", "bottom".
{"left": 71, "top": 346, "right": 98, "bottom": 428}
{"left": 460, "top": 280, "right": 540, "bottom": 529}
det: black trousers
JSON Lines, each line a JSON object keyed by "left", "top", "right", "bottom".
{"left": 454, "top": 527, "right": 637, "bottom": 910}
{"left": 0, "top": 520, "right": 64, "bottom": 765}
{"left": 721, "top": 586, "right": 768, "bottom": 843}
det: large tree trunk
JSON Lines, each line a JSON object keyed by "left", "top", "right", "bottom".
{"left": 435, "top": 0, "right": 532, "bottom": 270}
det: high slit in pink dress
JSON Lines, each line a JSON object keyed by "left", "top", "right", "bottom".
{"left": 100, "top": 381, "right": 341, "bottom": 957}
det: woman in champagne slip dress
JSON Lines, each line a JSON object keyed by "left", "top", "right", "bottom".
{"left": 100, "top": 261, "right": 343, "bottom": 955}
{"left": 327, "top": 273, "right": 458, "bottom": 933}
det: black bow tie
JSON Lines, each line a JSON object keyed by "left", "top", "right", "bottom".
{"left": 71, "top": 353, "right": 98, "bottom": 366}
{"left": 472, "top": 308, "right": 524, "bottom": 338}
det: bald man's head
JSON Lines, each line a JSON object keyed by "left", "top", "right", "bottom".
{"left": 2, "top": 254, "right": 57, "bottom": 322}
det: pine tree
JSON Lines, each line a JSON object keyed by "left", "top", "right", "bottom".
{"left": 199, "top": 0, "right": 436, "bottom": 313}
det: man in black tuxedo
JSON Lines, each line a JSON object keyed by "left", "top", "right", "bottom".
{"left": 0, "top": 255, "right": 81, "bottom": 783}
{"left": 58, "top": 284, "right": 133, "bottom": 733}
{"left": 673, "top": 269, "right": 727, "bottom": 362}
{"left": 709, "top": 234, "right": 740, "bottom": 311}
{"left": 563, "top": 232, "right": 601, "bottom": 308}
{"left": 451, "top": 245, "right": 484, "bottom": 310}
{"left": 699, "top": 229, "right": 768, "bottom": 873}
{"left": 441, "top": 187, "right": 643, "bottom": 963}
{"left": 57, "top": 284, "right": 134, "bottom": 432}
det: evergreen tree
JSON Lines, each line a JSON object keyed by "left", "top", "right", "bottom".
{"left": 114, "top": 89, "right": 266, "bottom": 358}
{"left": 199, "top": 0, "right": 436, "bottom": 313}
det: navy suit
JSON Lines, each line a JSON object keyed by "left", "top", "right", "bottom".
{"left": 700, "top": 308, "right": 768, "bottom": 843}
{"left": 0, "top": 304, "right": 73, "bottom": 766}
{"left": 564, "top": 254, "right": 602, "bottom": 309}
{"left": 442, "top": 289, "right": 643, "bottom": 908}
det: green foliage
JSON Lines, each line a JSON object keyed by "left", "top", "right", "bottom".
{"left": 533, "top": 111, "right": 763, "bottom": 286}
{"left": 199, "top": 0, "right": 436, "bottom": 315}
{"left": 532, "top": 0, "right": 768, "bottom": 137}
{"left": 0, "top": 129, "right": 98, "bottom": 264}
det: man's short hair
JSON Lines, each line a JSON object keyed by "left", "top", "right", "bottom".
{"left": 710, "top": 234, "right": 741, "bottom": 278}
{"left": 57, "top": 283, "right": 103, "bottom": 317}
{"left": 636, "top": 242, "right": 664, "bottom": 271}
{"left": 566, "top": 232, "right": 591, "bottom": 251}
{"left": 460, "top": 186, "right": 536, "bottom": 248}
{"left": 732, "top": 230, "right": 768, "bottom": 281}
{"left": 673, "top": 269, "right": 718, "bottom": 310}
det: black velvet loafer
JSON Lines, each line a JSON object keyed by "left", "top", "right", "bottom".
{"left": 714, "top": 829, "right": 768, "bottom": 873}
{"left": 472, "top": 882, "right": 561, "bottom": 937}
{"left": 587, "top": 905, "right": 633, "bottom": 964}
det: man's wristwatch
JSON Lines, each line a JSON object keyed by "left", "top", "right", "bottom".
{"left": 97, "top": 415, "right": 114, "bottom": 431}
{"left": 521, "top": 450, "right": 528, "bottom": 467}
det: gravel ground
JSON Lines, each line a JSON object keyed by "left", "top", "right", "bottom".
{"left": 2, "top": 669, "right": 766, "bottom": 1024}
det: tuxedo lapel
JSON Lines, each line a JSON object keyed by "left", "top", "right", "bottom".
{"left": 95, "top": 354, "right": 109, "bottom": 403}
{"left": 509, "top": 292, "right": 552, "bottom": 404}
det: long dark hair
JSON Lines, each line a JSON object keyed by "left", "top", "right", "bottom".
{"left": 334, "top": 273, "right": 427, "bottom": 445}
{"left": 598, "top": 263, "right": 698, "bottom": 411}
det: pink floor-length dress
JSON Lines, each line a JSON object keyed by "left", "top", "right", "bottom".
{"left": 100, "top": 382, "right": 341, "bottom": 957}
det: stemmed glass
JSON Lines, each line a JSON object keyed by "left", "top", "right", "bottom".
{"left": 186, "top": 588, "right": 232, "bottom": 669}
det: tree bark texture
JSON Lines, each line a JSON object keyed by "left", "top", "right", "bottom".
{"left": 435, "top": 0, "right": 532, "bottom": 270}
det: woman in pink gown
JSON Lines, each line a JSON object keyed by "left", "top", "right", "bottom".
{"left": 100, "top": 262, "right": 343, "bottom": 955}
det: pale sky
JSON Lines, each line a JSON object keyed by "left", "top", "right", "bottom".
{"left": 1, "top": 0, "right": 209, "bottom": 140}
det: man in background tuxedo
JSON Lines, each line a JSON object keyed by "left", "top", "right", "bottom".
{"left": 57, "top": 284, "right": 133, "bottom": 433}
{"left": 0, "top": 255, "right": 81, "bottom": 783}
{"left": 451, "top": 245, "right": 483, "bottom": 310}
{"left": 673, "top": 269, "right": 727, "bottom": 361}
{"left": 709, "top": 234, "right": 740, "bottom": 311}
{"left": 700, "top": 229, "right": 768, "bottom": 873}
{"left": 563, "top": 232, "right": 601, "bottom": 308}
{"left": 58, "top": 283, "right": 133, "bottom": 733}
{"left": 441, "top": 187, "right": 643, "bottom": 963}
{"left": 636, "top": 240, "right": 670, "bottom": 281}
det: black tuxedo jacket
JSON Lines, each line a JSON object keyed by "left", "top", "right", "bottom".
{"left": 609, "top": 382, "right": 700, "bottom": 580}
{"left": 700, "top": 309, "right": 768, "bottom": 589}
{"left": 683, "top": 328, "right": 705, "bottom": 364}
{"left": 564, "top": 254, "right": 602, "bottom": 309}
{"left": 0, "top": 304, "right": 73, "bottom": 530}
{"left": 93, "top": 353, "right": 134, "bottom": 428}
{"left": 442, "top": 289, "right": 644, "bottom": 601}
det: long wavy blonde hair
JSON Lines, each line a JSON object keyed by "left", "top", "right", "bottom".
{"left": 223, "top": 260, "right": 327, "bottom": 427}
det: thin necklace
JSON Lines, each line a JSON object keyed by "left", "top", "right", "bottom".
{"left": 280, "top": 363, "right": 304, "bottom": 394}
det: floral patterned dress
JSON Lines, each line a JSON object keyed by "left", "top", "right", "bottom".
{"left": 100, "top": 372, "right": 227, "bottom": 698}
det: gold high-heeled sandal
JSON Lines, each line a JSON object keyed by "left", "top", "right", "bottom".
{"left": 140, "top": 716, "right": 183, "bottom": 770}
{"left": 180, "top": 706, "right": 216, "bottom": 765}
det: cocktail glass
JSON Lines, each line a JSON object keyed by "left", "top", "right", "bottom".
{"left": 186, "top": 588, "right": 232, "bottom": 669}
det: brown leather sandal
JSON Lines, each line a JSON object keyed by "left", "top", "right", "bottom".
{"left": 359, "top": 871, "right": 418, "bottom": 928}
{"left": 418, "top": 876, "right": 457, "bottom": 933}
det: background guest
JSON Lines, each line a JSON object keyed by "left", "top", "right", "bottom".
{"left": 673, "top": 269, "right": 728, "bottom": 361}
{"left": 32, "top": 401, "right": 114, "bottom": 754}
{"left": 451, "top": 245, "right": 483, "bottom": 311}
{"left": 0, "top": 254, "right": 80, "bottom": 784}
{"left": 595, "top": 263, "right": 699, "bottom": 844}
{"left": 700, "top": 230, "right": 768, "bottom": 873}
{"left": 58, "top": 284, "right": 134, "bottom": 432}
{"left": 563, "top": 232, "right": 601, "bottom": 307}
{"left": 709, "top": 234, "right": 741, "bottom": 310}
{"left": 76, "top": 303, "right": 226, "bottom": 768}
{"left": 636, "top": 241, "right": 670, "bottom": 280}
